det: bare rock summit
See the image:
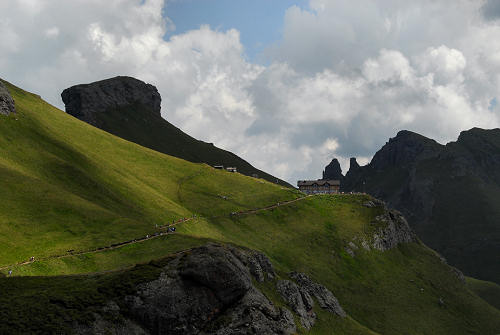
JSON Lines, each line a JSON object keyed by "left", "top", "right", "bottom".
{"left": 61, "top": 76, "right": 161, "bottom": 126}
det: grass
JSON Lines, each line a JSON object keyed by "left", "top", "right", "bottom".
{"left": 0, "top": 80, "right": 499, "bottom": 334}
{"left": 466, "top": 276, "right": 500, "bottom": 310}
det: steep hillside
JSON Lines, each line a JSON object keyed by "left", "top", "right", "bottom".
{"left": 61, "top": 76, "right": 292, "bottom": 187}
{"left": 0, "top": 80, "right": 499, "bottom": 334}
{"left": 342, "top": 129, "right": 500, "bottom": 284}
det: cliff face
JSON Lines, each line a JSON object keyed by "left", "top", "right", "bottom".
{"left": 61, "top": 76, "right": 292, "bottom": 188}
{"left": 61, "top": 76, "right": 161, "bottom": 127}
{"left": 0, "top": 80, "right": 15, "bottom": 115}
{"left": 341, "top": 128, "right": 500, "bottom": 284}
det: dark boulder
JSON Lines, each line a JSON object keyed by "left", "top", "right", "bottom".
{"left": 77, "top": 243, "right": 297, "bottom": 335}
{"left": 61, "top": 76, "right": 161, "bottom": 126}
{"left": 0, "top": 81, "right": 15, "bottom": 115}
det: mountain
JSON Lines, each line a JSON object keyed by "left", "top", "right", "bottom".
{"left": 1, "top": 79, "right": 500, "bottom": 334}
{"left": 61, "top": 76, "right": 292, "bottom": 187}
{"left": 342, "top": 129, "right": 500, "bottom": 284}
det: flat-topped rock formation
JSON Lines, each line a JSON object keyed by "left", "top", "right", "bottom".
{"left": 61, "top": 76, "right": 161, "bottom": 127}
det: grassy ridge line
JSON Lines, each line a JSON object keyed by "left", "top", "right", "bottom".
{"left": 0, "top": 195, "right": 309, "bottom": 272}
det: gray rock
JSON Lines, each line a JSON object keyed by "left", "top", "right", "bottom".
{"left": 371, "top": 209, "right": 416, "bottom": 251}
{"left": 0, "top": 81, "right": 15, "bottom": 115}
{"left": 120, "top": 243, "right": 295, "bottom": 335}
{"left": 230, "top": 247, "right": 275, "bottom": 282}
{"left": 289, "top": 272, "right": 346, "bottom": 318}
{"left": 61, "top": 76, "right": 161, "bottom": 126}
{"left": 277, "top": 280, "right": 316, "bottom": 329}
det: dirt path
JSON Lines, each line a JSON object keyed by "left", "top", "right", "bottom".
{"left": 0, "top": 195, "right": 311, "bottom": 272}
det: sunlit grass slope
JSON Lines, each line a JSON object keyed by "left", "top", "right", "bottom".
{"left": 0, "top": 79, "right": 301, "bottom": 267}
{"left": 0, "top": 80, "right": 499, "bottom": 334}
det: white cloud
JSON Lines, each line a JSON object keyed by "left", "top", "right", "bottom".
{"left": 1, "top": 0, "right": 500, "bottom": 184}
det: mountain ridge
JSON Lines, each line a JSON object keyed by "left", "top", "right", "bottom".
{"left": 339, "top": 128, "right": 500, "bottom": 284}
{"left": 61, "top": 76, "right": 292, "bottom": 188}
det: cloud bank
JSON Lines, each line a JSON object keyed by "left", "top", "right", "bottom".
{"left": 1, "top": 0, "right": 500, "bottom": 183}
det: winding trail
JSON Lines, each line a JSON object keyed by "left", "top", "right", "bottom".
{"left": 0, "top": 195, "right": 312, "bottom": 272}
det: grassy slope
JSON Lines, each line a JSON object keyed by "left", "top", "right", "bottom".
{"left": 0, "top": 81, "right": 499, "bottom": 334}
{"left": 94, "top": 101, "right": 293, "bottom": 187}
{"left": 467, "top": 277, "right": 500, "bottom": 310}
{"left": 0, "top": 80, "right": 299, "bottom": 267}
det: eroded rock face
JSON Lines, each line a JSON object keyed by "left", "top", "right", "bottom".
{"left": 61, "top": 76, "right": 161, "bottom": 126}
{"left": 78, "top": 243, "right": 296, "bottom": 335}
{"left": 0, "top": 81, "right": 15, "bottom": 115}
{"left": 371, "top": 209, "right": 417, "bottom": 251}
{"left": 276, "top": 272, "right": 346, "bottom": 330}
{"left": 277, "top": 280, "right": 316, "bottom": 329}
{"left": 289, "top": 272, "right": 346, "bottom": 318}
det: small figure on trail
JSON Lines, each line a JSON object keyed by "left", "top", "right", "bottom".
{"left": 30, "top": 256, "right": 34, "bottom": 262}
{"left": 146, "top": 234, "right": 149, "bottom": 239}
{"left": 8, "top": 270, "right": 12, "bottom": 276}
{"left": 172, "top": 227, "right": 176, "bottom": 232}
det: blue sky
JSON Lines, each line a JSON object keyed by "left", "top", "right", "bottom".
{"left": 164, "top": 0, "right": 308, "bottom": 61}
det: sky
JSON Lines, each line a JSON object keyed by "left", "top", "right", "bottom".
{"left": 1, "top": 0, "right": 500, "bottom": 184}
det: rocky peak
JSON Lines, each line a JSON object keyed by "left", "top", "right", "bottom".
{"left": 347, "top": 157, "right": 360, "bottom": 173}
{"left": 369, "top": 130, "right": 441, "bottom": 170}
{"left": 61, "top": 76, "right": 161, "bottom": 126}
{"left": 322, "top": 158, "right": 344, "bottom": 181}
{"left": 0, "top": 80, "right": 15, "bottom": 115}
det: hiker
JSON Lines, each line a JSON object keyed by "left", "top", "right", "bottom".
{"left": 30, "top": 256, "right": 34, "bottom": 262}
{"left": 8, "top": 270, "right": 12, "bottom": 276}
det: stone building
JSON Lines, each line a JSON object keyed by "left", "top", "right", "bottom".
{"left": 297, "top": 180, "right": 340, "bottom": 194}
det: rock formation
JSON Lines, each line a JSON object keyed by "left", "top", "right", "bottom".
{"left": 276, "top": 272, "right": 345, "bottom": 330}
{"left": 322, "top": 158, "right": 344, "bottom": 181}
{"left": 0, "top": 80, "right": 15, "bottom": 115}
{"left": 77, "top": 244, "right": 298, "bottom": 335}
{"left": 370, "top": 209, "right": 417, "bottom": 251}
{"left": 61, "top": 76, "right": 161, "bottom": 127}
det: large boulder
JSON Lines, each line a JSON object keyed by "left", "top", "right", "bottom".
{"left": 0, "top": 81, "right": 15, "bottom": 115}
{"left": 61, "top": 76, "right": 161, "bottom": 126}
{"left": 77, "top": 243, "right": 297, "bottom": 335}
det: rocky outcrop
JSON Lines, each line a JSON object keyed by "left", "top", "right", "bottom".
{"left": 277, "top": 280, "right": 315, "bottom": 329}
{"left": 61, "top": 76, "right": 161, "bottom": 126}
{"left": 276, "top": 272, "right": 345, "bottom": 330}
{"left": 0, "top": 81, "right": 15, "bottom": 115}
{"left": 322, "top": 158, "right": 344, "bottom": 181}
{"left": 289, "top": 272, "right": 346, "bottom": 318}
{"left": 77, "top": 244, "right": 297, "bottom": 335}
{"left": 371, "top": 209, "right": 417, "bottom": 251}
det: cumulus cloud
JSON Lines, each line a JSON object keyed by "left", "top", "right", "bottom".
{"left": 1, "top": 0, "right": 500, "bottom": 184}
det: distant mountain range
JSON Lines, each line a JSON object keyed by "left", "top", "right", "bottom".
{"left": 330, "top": 129, "right": 500, "bottom": 284}
{"left": 61, "top": 76, "right": 292, "bottom": 188}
